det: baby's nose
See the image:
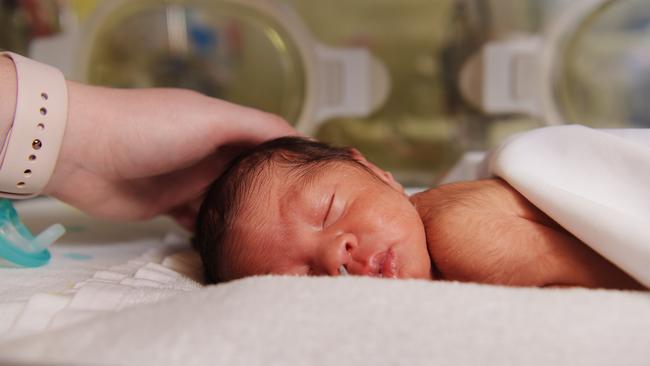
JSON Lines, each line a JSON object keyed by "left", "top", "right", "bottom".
{"left": 318, "top": 233, "right": 357, "bottom": 276}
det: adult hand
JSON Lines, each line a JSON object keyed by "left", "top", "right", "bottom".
{"left": 44, "top": 82, "right": 297, "bottom": 229}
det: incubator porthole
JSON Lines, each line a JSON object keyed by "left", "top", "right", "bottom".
{"left": 556, "top": 0, "right": 650, "bottom": 128}
{"left": 84, "top": 0, "right": 306, "bottom": 127}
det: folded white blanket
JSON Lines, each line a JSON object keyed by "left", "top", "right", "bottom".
{"left": 485, "top": 125, "right": 650, "bottom": 287}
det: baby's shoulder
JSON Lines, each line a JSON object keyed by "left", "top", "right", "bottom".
{"left": 412, "top": 179, "right": 519, "bottom": 213}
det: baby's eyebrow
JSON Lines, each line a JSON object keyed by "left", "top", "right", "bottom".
{"left": 280, "top": 163, "right": 332, "bottom": 203}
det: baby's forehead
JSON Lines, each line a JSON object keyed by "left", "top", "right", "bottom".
{"left": 260, "top": 158, "right": 363, "bottom": 189}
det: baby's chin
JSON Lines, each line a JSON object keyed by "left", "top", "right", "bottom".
{"left": 397, "top": 270, "right": 434, "bottom": 281}
{"left": 414, "top": 271, "right": 436, "bottom": 281}
{"left": 397, "top": 260, "right": 435, "bottom": 281}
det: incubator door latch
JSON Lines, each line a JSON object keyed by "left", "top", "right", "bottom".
{"left": 460, "top": 36, "right": 544, "bottom": 117}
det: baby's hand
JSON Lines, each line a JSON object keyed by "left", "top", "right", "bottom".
{"left": 410, "top": 179, "right": 641, "bottom": 289}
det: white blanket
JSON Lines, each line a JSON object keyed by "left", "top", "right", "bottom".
{"left": 485, "top": 125, "right": 650, "bottom": 287}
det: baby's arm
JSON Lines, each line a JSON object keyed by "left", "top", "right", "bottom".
{"left": 410, "top": 179, "right": 642, "bottom": 289}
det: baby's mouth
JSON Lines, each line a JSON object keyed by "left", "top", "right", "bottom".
{"left": 371, "top": 249, "right": 397, "bottom": 278}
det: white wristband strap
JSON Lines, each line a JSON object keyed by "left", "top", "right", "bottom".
{"left": 0, "top": 52, "right": 68, "bottom": 199}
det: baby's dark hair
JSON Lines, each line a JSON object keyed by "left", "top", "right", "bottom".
{"left": 194, "top": 136, "right": 362, "bottom": 284}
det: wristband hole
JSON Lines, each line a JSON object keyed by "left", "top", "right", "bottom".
{"left": 28, "top": 155, "right": 37, "bottom": 161}
{"left": 24, "top": 169, "right": 32, "bottom": 177}
{"left": 32, "top": 139, "right": 42, "bottom": 150}
{"left": 37, "top": 123, "right": 45, "bottom": 130}
{"left": 40, "top": 107, "right": 47, "bottom": 115}
{"left": 41, "top": 92, "right": 48, "bottom": 100}
{"left": 17, "top": 182, "right": 25, "bottom": 188}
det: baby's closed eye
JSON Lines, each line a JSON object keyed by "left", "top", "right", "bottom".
{"left": 323, "top": 192, "right": 346, "bottom": 228}
{"left": 322, "top": 193, "right": 336, "bottom": 228}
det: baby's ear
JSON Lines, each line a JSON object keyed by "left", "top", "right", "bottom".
{"left": 348, "top": 148, "right": 404, "bottom": 193}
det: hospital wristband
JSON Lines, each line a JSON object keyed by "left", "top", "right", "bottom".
{"left": 0, "top": 52, "right": 68, "bottom": 199}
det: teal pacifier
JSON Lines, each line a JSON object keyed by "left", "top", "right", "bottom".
{"left": 0, "top": 199, "right": 65, "bottom": 268}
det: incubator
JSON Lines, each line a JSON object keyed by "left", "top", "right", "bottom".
{"left": 26, "top": 0, "right": 650, "bottom": 185}
{"left": 28, "top": 0, "right": 469, "bottom": 184}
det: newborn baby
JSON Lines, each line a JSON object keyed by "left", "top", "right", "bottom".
{"left": 194, "top": 137, "right": 641, "bottom": 289}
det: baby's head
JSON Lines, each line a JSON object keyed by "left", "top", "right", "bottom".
{"left": 194, "top": 137, "right": 432, "bottom": 283}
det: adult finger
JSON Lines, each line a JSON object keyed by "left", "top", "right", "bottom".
{"left": 207, "top": 99, "right": 302, "bottom": 144}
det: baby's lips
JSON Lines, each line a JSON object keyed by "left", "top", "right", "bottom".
{"left": 366, "top": 252, "right": 382, "bottom": 277}
{"left": 367, "top": 249, "right": 396, "bottom": 278}
{"left": 382, "top": 249, "right": 398, "bottom": 278}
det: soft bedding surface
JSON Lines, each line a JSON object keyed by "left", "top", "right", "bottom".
{"left": 0, "top": 276, "right": 649, "bottom": 366}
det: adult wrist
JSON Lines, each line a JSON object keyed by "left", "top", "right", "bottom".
{"left": 40, "top": 80, "right": 96, "bottom": 200}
